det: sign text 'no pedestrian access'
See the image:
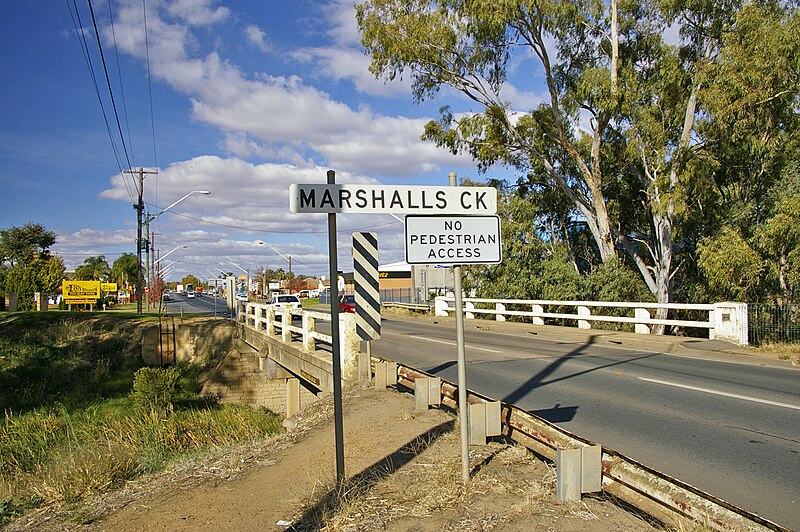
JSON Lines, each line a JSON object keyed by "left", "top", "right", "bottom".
{"left": 405, "top": 215, "right": 502, "bottom": 265}
{"left": 289, "top": 184, "right": 497, "bottom": 214}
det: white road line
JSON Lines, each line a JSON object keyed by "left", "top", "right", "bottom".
{"left": 408, "top": 335, "right": 504, "bottom": 353}
{"left": 638, "top": 377, "right": 800, "bottom": 411}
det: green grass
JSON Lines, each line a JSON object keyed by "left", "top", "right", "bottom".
{"left": 0, "top": 312, "right": 283, "bottom": 524}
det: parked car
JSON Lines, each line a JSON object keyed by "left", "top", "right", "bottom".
{"left": 338, "top": 294, "right": 356, "bottom": 313}
{"left": 269, "top": 294, "right": 302, "bottom": 311}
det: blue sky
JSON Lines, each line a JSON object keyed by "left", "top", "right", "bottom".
{"left": 0, "top": 1, "right": 537, "bottom": 281}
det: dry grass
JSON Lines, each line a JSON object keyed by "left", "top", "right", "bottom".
{"left": 286, "top": 421, "right": 653, "bottom": 531}
{"left": 746, "top": 342, "right": 800, "bottom": 365}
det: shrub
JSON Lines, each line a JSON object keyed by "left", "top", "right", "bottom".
{"left": 130, "top": 367, "right": 181, "bottom": 414}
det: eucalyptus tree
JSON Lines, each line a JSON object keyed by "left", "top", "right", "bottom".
{"left": 357, "top": 0, "right": 798, "bottom": 321}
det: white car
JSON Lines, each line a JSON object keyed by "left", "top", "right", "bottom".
{"left": 187, "top": 291, "right": 195, "bottom": 299}
{"left": 269, "top": 294, "right": 302, "bottom": 311}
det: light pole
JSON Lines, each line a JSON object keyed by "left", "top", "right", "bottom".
{"left": 255, "top": 239, "right": 292, "bottom": 278}
{"left": 144, "top": 190, "right": 210, "bottom": 309}
{"left": 230, "top": 261, "right": 249, "bottom": 297}
{"left": 155, "top": 245, "right": 188, "bottom": 266}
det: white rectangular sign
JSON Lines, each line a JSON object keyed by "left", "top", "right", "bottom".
{"left": 405, "top": 215, "right": 502, "bottom": 264}
{"left": 289, "top": 184, "right": 497, "bottom": 214}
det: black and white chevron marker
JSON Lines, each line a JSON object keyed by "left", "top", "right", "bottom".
{"left": 352, "top": 232, "right": 381, "bottom": 340}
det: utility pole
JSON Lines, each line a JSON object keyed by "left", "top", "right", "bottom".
{"left": 126, "top": 167, "right": 158, "bottom": 314}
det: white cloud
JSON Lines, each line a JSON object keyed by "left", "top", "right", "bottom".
{"left": 164, "top": 0, "right": 230, "bottom": 26}
{"left": 243, "top": 24, "right": 270, "bottom": 53}
{"left": 107, "top": 0, "right": 471, "bottom": 179}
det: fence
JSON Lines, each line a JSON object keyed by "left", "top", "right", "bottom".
{"left": 434, "top": 297, "right": 749, "bottom": 345}
{"left": 749, "top": 304, "right": 800, "bottom": 345}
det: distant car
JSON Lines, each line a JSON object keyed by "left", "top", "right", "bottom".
{"left": 162, "top": 293, "right": 172, "bottom": 301}
{"left": 236, "top": 292, "right": 248, "bottom": 302}
{"left": 338, "top": 294, "right": 356, "bottom": 313}
{"left": 187, "top": 291, "right": 195, "bottom": 299}
{"left": 269, "top": 294, "right": 302, "bottom": 311}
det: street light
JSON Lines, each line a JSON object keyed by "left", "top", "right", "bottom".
{"left": 230, "top": 261, "right": 249, "bottom": 294}
{"left": 155, "top": 245, "right": 188, "bottom": 265}
{"left": 255, "top": 240, "right": 292, "bottom": 277}
{"left": 143, "top": 190, "right": 210, "bottom": 311}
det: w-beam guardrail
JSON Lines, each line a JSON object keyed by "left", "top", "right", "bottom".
{"left": 394, "top": 362, "right": 785, "bottom": 531}
{"left": 434, "top": 297, "right": 749, "bottom": 345}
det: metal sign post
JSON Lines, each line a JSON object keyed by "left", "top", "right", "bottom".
{"left": 326, "top": 170, "right": 346, "bottom": 487}
{"left": 449, "top": 172, "right": 471, "bottom": 484}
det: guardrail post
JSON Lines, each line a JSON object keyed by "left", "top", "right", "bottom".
{"left": 281, "top": 309, "right": 292, "bottom": 343}
{"left": 267, "top": 306, "right": 276, "bottom": 336}
{"left": 634, "top": 308, "right": 651, "bottom": 334}
{"left": 303, "top": 312, "right": 315, "bottom": 351}
{"left": 434, "top": 296, "right": 449, "bottom": 317}
{"left": 577, "top": 306, "right": 591, "bottom": 329}
{"left": 531, "top": 304, "right": 544, "bottom": 325}
{"left": 374, "top": 361, "right": 397, "bottom": 390}
{"left": 495, "top": 302, "right": 506, "bottom": 322}
{"left": 465, "top": 300, "right": 475, "bottom": 319}
{"left": 286, "top": 378, "right": 300, "bottom": 417}
{"left": 557, "top": 448, "right": 582, "bottom": 501}
{"left": 414, "top": 376, "right": 442, "bottom": 410}
{"left": 711, "top": 302, "right": 749, "bottom": 345}
{"left": 468, "top": 401, "right": 501, "bottom": 444}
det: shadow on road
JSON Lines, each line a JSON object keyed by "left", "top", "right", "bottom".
{"left": 502, "top": 335, "right": 659, "bottom": 406}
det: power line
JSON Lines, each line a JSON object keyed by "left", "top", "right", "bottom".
{"left": 142, "top": 201, "right": 402, "bottom": 234}
{"left": 66, "top": 0, "right": 135, "bottom": 204}
{"left": 87, "top": 0, "right": 135, "bottom": 177}
{"left": 142, "top": 0, "right": 159, "bottom": 170}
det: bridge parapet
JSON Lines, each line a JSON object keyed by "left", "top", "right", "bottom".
{"left": 238, "top": 302, "right": 360, "bottom": 391}
{"left": 435, "top": 297, "right": 748, "bottom": 345}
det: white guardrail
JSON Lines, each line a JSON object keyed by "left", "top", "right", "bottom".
{"left": 434, "top": 297, "right": 749, "bottom": 346}
{"left": 240, "top": 302, "right": 360, "bottom": 362}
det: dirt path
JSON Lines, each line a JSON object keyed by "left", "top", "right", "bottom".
{"left": 12, "top": 384, "right": 655, "bottom": 531}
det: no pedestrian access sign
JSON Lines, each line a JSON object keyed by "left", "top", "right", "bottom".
{"left": 405, "top": 215, "right": 502, "bottom": 264}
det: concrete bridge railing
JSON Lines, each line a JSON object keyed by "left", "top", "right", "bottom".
{"left": 434, "top": 297, "right": 749, "bottom": 346}
{"left": 239, "top": 302, "right": 360, "bottom": 375}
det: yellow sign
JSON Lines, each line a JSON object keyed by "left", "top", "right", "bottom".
{"left": 101, "top": 283, "right": 117, "bottom": 292}
{"left": 65, "top": 299, "right": 98, "bottom": 305}
{"left": 62, "top": 281, "right": 101, "bottom": 301}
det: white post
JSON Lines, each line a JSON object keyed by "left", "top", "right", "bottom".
{"left": 434, "top": 296, "right": 449, "bottom": 317}
{"left": 712, "top": 302, "right": 749, "bottom": 346}
{"left": 465, "top": 300, "right": 475, "bottom": 320}
{"left": 303, "top": 312, "right": 315, "bottom": 351}
{"left": 577, "top": 305, "right": 591, "bottom": 329}
{"left": 495, "top": 302, "right": 506, "bottom": 322}
{"left": 531, "top": 304, "right": 544, "bottom": 325}
{"left": 634, "top": 307, "right": 651, "bottom": 334}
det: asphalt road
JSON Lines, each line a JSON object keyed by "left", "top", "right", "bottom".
{"left": 368, "top": 315, "right": 800, "bottom": 529}
{"left": 161, "top": 293, "right": 232, "bottom": 317}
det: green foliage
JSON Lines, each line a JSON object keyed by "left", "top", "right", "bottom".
{"left": 357, "top": 0, "right": 800, "bottom": 306}
{"left": 0, "top": 314, "right": 283, "bottom": 519}
{"left": 0, "top": 223, "right": 56, "bottom": 267}
{"left": 0, "top": 315, "right": 144, "bottom": 412}
{"left": 698, "top": 226, "right": 763, "bottom": 301}
{"left": 74, "top": 256, "right": 111, "bottom": 281}
{"left": 0, "top": 223, "right": 64, "bottom": 310}
{"left": 130, "top": 367, "right": 180, "bottom": 414}
{"left": 111, "top": 253, "right": 138, "bottom": 288}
